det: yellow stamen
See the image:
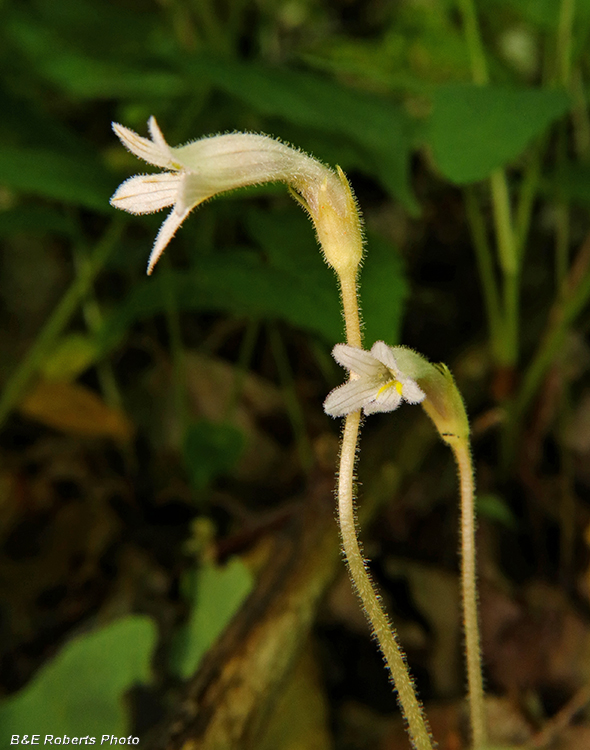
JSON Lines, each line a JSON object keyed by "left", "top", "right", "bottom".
{"left": 376, "top": 379, "right": 403, "bottom": 398}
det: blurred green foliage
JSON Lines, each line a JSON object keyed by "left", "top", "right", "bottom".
{"left": 0, "top": 617, "right": 156, "bottom": 737}
{"left": 1, "top": 0, "right": 590, "bottom": 742}
{"left": 170, "top": 558, "right": 253, "bottom": 680}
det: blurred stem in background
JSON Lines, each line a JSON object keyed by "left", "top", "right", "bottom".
{"left": 0, "top": 218, "right": 124, "bottom": 428}
{"left": 458, "top": 0, "right": 520, "bottom": 375}
{"left": 70, "top": 211, "right": 123, "bottom": 411}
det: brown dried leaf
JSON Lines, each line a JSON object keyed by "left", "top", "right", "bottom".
{"left": 19, "top": 379, "right": 134, "bottom": 441}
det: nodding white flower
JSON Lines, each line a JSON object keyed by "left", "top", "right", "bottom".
{"left": 324, "top": 341, "right": 426, "bottom": 417}
{"left": 110, "top": 117, "right": 363, "bottom": 276}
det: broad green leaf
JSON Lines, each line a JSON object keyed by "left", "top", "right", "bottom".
{"left": 0, "top": 616, "right": 156, "bottom": 738}
{"left": 183, "top": 58, "right": 418, "bottom": 211}
{"left": 170, "top": 559, "right": 253, "bottom": 679}
{"left": 245, "top": 206, "right": 407, "bottom": 346}
{"left": 40, "top": 334, "right": 99, "bottom": 380}
{"left": 98, "top": 205, "right": 406, "bottom": 350}
{"left": 0, "top": 147, "right": 113, "bottom": 211}
{"left": 427, "top": 84, "right": 569, "bottom": 184}
{"left": 0, "top": 207, "right": 72, "bottom": 238}
{"left": 183, "top": 420, "right": 245, "bottom": 491}
{"left": 361, "top": 233, "right": 407, "bottom": 346}
{"left": 98, "top": 253, "right": 342, "bottom": 351}
{"left": 42, "top": 53, "right": 186, "bottom": 99}
{"left": 0, "top": 85, "right": 96, "bottom": 157}
{"left": 6, "top": 14, "right": 184, "bottom": 99}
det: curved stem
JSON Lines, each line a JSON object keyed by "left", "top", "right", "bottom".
{"left": 333, "top": 262, "right": 434, "bottom": 748}
{"left": 339, "top": 268, "right": 362, "bottom": 349}
{"left": 452, "top": 441, "right": 487, "bottom": 749}
{"left": 338, "top": 411, "right": 434, "bottom": 750}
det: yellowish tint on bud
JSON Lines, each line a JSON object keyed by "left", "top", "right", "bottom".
{"left": 312, "top": 167, "right": 363, "bottom": 277}
{"left": 419, "top": 364, "right": 470, "bottom": 446}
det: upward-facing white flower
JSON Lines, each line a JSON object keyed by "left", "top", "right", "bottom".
{"left": 110, "top": 117, "right": 363, "bottom": 276}
{"left": 324, "top": 341, "right": 426, "bottom": 417}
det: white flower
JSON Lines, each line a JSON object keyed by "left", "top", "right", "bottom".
{"left": 323, "top": 341, "right": 426, "bottom": 417}
{"left": 110, "top": 117, "right": 362, "bottom": 276}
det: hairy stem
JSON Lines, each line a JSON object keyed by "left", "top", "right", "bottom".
{"left": 452, "top": 441, "right": 487, "bottom": 748}
{"left": 338, "top": 411, "right": 434, "bottom": 750}
{"left": 339, "top": 268, "right": 362, "bottom": 349}
{"left": 332, "top": 260, "right": 434, "bottom": 748}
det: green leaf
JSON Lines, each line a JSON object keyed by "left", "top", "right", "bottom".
{"left": 0, "top": 207, "right": 72, "bottom": 238}
{"left": 0, "top": 147, "right": 113, "bottom": 211}
{"left": 40, "top": 334, "right": 99, "bottom": 380}
{"left": 0, "top": 616, "right": 156, "bottom": 738}
{"left": 476, "top": 493, "right": 517, "bottom": 529}
{"left": 183, "top": 420, "right": 245, "bottom": 491}
{"left": 97, "top": 200, "right": 406, "bottom": 355}
{"left": 98, "top": 252, "right": 343, "bottom": 350}
{"left": 6, "top": 13, "right": 185, "bottom": 100}
{"left": 361, "top": 232, "right": 407, "bottom": 345}
{"left": 184, "top": 58, "right": 418, "bottom": 211}
{"left": 98, "top": 203, "right": 406, "bottom": 351}
{"left": 170, "top": 559, "right": 253, "bottom": 679}
{"left": 427, "top": 84, "right": 570, "bottom": 184}
{"left": 245, "top": 206, "right": 407, "bottom": 345}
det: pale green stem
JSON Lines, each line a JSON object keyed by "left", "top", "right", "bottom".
{"left": 555, "top": 1, "right": 575, "bottom": 299}
{"left": 490, "top": 171, "right": 519, "bottom": 367}
{"left": 557, "top": 0, "right": 576, "bottom": 87}
{"left": 339, "top": 268, "right": 362, "bottom": 349}
{"left": 457, "top": 0, "right": 488, "bottom": 85}
{"left": 452, "top": 441, "right": 487, "bottom": 749}
{"left": 338, "top": 411, "right": 434, "bottom": 750}
{"left": 490, "top": 170, "right": 517, "bottom": 279}
{"left": 571, "top": 68, "right": 590, "bottom": 161}
{"left": 73, "top": 245, "right": 122, "bottom": 410}
{"left": 464, "top": 188, "right": 502, "bottom": 360}
{"left": 458, "top": 0, "right": 519, "bottom": 368}
{"left": 333, "top": 262, "right": 433, "bottom": 746}
{"left": 507, "top": 250, "right": 590, "bottom": 464}
{"left": 0, "top": 219, "right": 123, "bottom": 428}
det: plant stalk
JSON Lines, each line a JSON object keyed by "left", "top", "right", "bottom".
{"left": 338, "top": 411, "right": 434, "bottom": 750}
{"left": 452, "top": 440, "right": 487, "bottom": 748}
{"left": 334, "top": 264, "right": 434, "bottom": 748}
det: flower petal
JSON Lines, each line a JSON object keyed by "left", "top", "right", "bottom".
{"left": 176, "top": 171, "right": 216, "bottom": 214}
{"left": 112, "top": 121, "right": 174, "bottom": 169}
{"left": 110, "top": 173, "right": 181, "bottom": 215}
{"left": 364, "top": 385, "right": 403, "bottom": 414}
{"left": 370, "top": 341, "right": 400, "bottom": 375}
{"left": 323, "top": 379, "right": 379, "bottom": 417}
{"left": 148, "top": 116, "right": 171, "bottom": 155}
{"left": 332, "top": 344, "right": 385, "bottom": 378}
{"left": 401, "top": 379, "right": 425, "bottom": 404}
{"left": 147, "top": 206, "right": 191, "bottom": 275}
